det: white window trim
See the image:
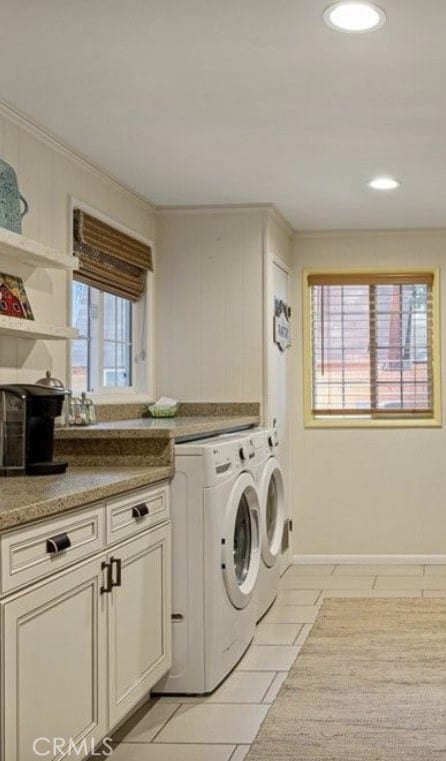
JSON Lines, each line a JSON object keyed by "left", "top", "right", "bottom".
{"left": 67, "top": 197, "right": 155, "bottom": 403}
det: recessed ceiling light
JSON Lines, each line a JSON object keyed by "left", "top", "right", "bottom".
{"left": 368, "top": 177, "right": 401, "bottom": 190}
{"left": 323, "top": 2, "right": 386, "bottom": 33}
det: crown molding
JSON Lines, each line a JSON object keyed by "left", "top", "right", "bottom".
{"left": 0, "top": 98, "right": 155, "bottom": 210}
{"left": 156, "top": 202, "right": 295, "bottom": 232}
{"left": 294, "top": 227, "right": 446, "bottom": 240}
{"left": 267, "top": 205, "right": 295, "bottom": 237}
{"left": 156, "top": 202, "right": 274, "bottom": 214}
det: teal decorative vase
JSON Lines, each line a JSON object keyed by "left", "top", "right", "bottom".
{"left": 0, "top": 158, "right": 28, "bottom": 234}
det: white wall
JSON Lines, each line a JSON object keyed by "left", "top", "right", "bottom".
{"left": 292, "top": 230, "right": 446, "bottom": 557}
{"left": 265, "top": 213, "right": 293, "bottom": 270}
{"left": 263, "top": 215, "right": 294, "bottom": 566}
{"left": 263, "top": 210, "right": 294, "bottom": 421}
{"left": 0, "top": 103, "right": 155, "bottom": 389}
{"left": 156, "top": 208, "right": 267, "bottom": 402}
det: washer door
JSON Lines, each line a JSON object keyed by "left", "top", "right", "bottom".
{"left": 221, "top": 472, "right": 260, "bottom": 610}
{"left": 259, "top": 458, "right": 285, "bottom": 568}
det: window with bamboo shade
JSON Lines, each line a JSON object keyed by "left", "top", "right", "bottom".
{"left": 303, "top": 270, "right": 441, "bottom": 427}
{"left": 73, "top": 209, "right": 153, "bottom": 301}
{"left": 71, "top": 209, "right": 152, "bottom": 394}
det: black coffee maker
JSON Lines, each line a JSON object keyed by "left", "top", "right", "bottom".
{"left": 0, "top": 385, "right": 68, "bottom": 476}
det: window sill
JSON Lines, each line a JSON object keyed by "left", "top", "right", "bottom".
{"left": 304, "top": 416, "right": 442, "bottom": 429}
{"left": 86, "top": 392, "right": 152, "bottom": 405}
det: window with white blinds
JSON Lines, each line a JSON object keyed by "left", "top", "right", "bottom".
{"left": 306, "top": 271, "right": 439, "bottom": 422}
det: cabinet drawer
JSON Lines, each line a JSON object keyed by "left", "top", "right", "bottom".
{"left": 106, "top": 483, "right": 169, "bottom": 545}
{"left": 0, "top": 505, "right": 105, "bottom": 595}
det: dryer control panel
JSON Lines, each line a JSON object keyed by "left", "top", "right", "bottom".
{"left": 238, "top": 439, "right": 255, "bottom": 463}
{"left": 267, "top": 430, "right": 279, "bottom": 449}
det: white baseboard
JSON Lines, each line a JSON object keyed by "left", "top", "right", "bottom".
{"left": 293, "top": 554, "right": 446, "bottom": 565}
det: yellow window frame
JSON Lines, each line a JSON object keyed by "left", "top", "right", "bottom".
{"left": 302, "top": 267, "right": 442, "bottom": 428}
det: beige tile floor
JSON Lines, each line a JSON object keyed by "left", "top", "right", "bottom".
{"left": 110, "top": 563, "right": 446, "bottom": 760}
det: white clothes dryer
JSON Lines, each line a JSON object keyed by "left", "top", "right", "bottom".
{"left": 218, "top": 428, "right": 286, "bottom": 622}
{"left": 155, "top": 436, "right": 261, "bottom": 695}
{"left": 251, "top": 429, "right": 286, "bottom": 621}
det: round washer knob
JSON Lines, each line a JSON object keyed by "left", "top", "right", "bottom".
{"left": 268, "top": 436, "right": 274, "bottom": 448}
{"left": 239, "top": 446, "right": 247, "bottom": 460}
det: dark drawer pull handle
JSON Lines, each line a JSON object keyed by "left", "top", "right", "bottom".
{"left": 46, "top": 532, "right": 71, "bottom": 555}
{"left": 132, "top": 503, "right": 149, "bottom": 519}
{"left": 100, "top": 561, "right": 113, "bottom": 594}
{"left": 110, "top": 556, "right": 122, "bottom": 587}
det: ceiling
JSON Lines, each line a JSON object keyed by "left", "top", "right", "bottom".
{"left": 0, "top": 0, "right": 445, "bottom": 230}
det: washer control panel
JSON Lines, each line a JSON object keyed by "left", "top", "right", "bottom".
{"left": 211, "top": 446, "right": 237, "bottom": 477}
{"left": 210, "top": 437, "right": 256, "bottom": 477}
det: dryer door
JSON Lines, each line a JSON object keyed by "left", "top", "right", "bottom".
{"left": 259, "top": 458, "right": 285, "bottom": 568}
{"left": 221, "top": 472, "right": 260, "bottom": 610}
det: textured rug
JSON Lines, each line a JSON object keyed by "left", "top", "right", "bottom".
{"left": 246, "top": 598, "right": 446, "bottom": 760}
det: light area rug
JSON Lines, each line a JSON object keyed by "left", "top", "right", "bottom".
{"left": 246, "top": 598, "right": 446, "bottom": 760}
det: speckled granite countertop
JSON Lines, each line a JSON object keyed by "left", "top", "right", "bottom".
{"left": 56, "top": 415, "right": 259, "bottom": 440}
{"left": 0, "top": 465, "right": 173, "bottom": 532}
{"left": 2, "top": 411, "right": 260, "bottom": 531}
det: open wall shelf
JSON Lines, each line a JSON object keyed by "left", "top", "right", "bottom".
{"left": 0, "top": 228, "right": 78, "bottom": 341}
{"left": 0, "top": 315, "right": 78, "bottom": 340}
{"left": 0, "top": 227, "right": 78, "bottom": 270}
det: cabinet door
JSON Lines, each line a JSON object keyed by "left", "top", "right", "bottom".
{"left": 108, "top": 522, "right": 172, "bottom": 727}
{"left": 1, "top": 556, "right": 107, "bottom": 761}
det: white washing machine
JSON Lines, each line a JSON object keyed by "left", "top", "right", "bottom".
{"left": 251, "top": 429, "right": 286, "bottom": 621}
{"left": 155, "top": 436, "right": 261, "bottom": 695}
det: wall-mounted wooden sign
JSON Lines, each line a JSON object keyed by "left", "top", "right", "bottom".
{"left": 274, "top": 298, "right": 290, "bottom": 351}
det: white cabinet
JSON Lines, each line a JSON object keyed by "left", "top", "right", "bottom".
{"left": 108, "top": 523, "right": 171, "bottom": 727}
{"left": 0, "top": 485, "right": 172, "bottom": 761}
{"left": 1, "top": 556, "right": 108, "bottom": 761}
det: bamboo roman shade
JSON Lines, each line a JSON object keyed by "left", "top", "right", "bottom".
{"left": 308, "top": 272, "right": 435, "bottom": 418}
{"left": 73, "top": 209, "right": 153, "bottom": 301}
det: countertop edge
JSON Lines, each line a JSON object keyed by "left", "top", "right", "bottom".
{"left": 0, "top": 465, "right": 174, "bottom": 533}
{"left": 55, "top": 415, "right": 260, "bottom": 439}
